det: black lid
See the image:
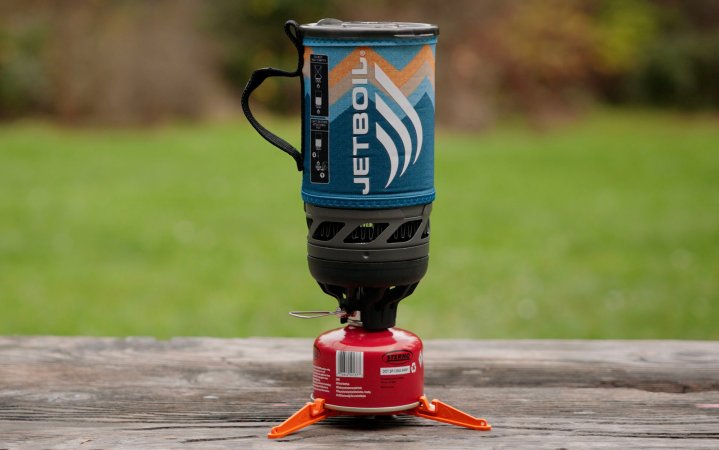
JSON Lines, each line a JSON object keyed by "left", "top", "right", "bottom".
{"left": 300, "top": 18, "right": 439, "bottom": 39}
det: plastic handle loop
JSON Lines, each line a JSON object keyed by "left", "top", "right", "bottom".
{"left": 241, "top": 20, "right": 304, "bottom": 171}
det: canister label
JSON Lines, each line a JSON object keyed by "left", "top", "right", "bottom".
{"left": 312, "top": 332, "right": 423, "bottom": 410}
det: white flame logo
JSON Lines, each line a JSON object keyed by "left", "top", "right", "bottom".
{"left": 374, "top": 64, "right": 423, "bottom": 188}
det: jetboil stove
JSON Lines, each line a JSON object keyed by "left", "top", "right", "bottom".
{"left": 242, "top": 18, "right": 491, "bottom": 439}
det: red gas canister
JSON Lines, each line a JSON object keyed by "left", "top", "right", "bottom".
{"left": 313, "top": 326, "right": 423, "bottom": 412}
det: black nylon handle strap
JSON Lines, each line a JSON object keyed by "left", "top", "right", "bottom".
{"left": 241, "top": 20, "right": 304, "bottom": 171}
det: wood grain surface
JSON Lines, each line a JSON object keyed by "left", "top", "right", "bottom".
{"left": 1, "top": 337, "right": 718, "bottom": 449}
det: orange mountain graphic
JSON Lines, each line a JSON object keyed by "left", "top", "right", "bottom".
{"left": 303, "top": 45, "right": 435, "bottom": 106}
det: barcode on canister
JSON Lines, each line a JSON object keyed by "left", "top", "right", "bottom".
{"left": 336, "top": 351, "right": 363, "bottom": 377}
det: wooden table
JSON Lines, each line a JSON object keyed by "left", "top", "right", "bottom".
{"left": 1, "top": 337, "right": 718, "bottom": 449}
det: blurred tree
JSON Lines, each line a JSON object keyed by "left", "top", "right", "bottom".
{"left": 479, "top": 0, "right": 599, "bottom": 124}
{"left": 0, "top": 17, "right": 50, "bottom": 118}
{"left": 592, "top": 0, "right": 719, "bottom": 109}
{"left": 0, "top": 0, "right": 717, "bottom": 125}
{"left": 629, "top": 30, "right": 719, "bottom": 108}
{"left": 619, "top": 0, "right": 719, "bottom": 109}
{"left": 593, "top": 0, "right": 659, "bottom": 76}
{"left": 0, "top": 0, "right": 230, "bottom": 124}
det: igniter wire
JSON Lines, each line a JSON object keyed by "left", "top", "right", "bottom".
{"left": 288, "top": 308, "right": 346, "bottom": 319}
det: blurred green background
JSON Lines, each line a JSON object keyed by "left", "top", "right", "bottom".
{"left": 1, "top": 0, "right": 717, "bottom": 338}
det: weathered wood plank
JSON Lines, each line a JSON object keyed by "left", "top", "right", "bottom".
{"left": 0, "top": 337, "right": 718, "bottom": 449}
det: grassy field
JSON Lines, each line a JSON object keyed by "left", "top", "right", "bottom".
{"left": 1, "top": 110, "right": 718, "bottom": 339}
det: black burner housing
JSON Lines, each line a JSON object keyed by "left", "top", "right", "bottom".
{"left": 305, "top": 204, "right": 431, "bottom": 330}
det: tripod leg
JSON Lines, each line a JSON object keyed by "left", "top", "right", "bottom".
{"left": 268, "top": 398, "right": 333, "bottom": 439}
{"left": 408, "top": 395, "right": 492, "bottom": 431}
